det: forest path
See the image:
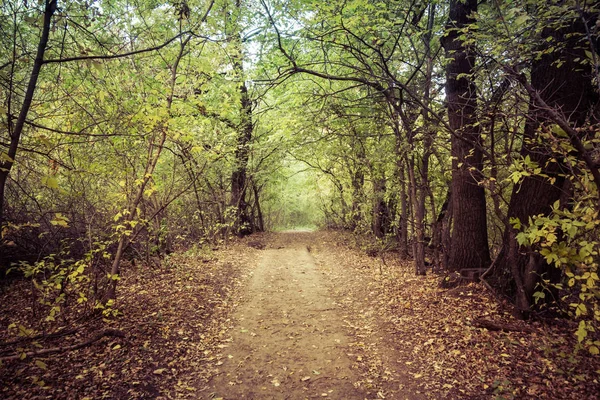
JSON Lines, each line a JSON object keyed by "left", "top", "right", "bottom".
{"left": 204, "top": 232, "right": 422, "bottom": 400}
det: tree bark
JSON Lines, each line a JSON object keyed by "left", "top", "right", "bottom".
{"left": 432, "top": 189, "right": 451, "bottom": 271}
{"left": 230, "top": 80, "right": 253, "bottom": 236}
{"left": 397, "top": 160, "right": 409, "bottom": 258}
{"left": 372, "top": 174, "right": 389, "bottom": 238}
{"left": 441, "top": 0, "right": 491, "bottom": 272}
{"left": 492, "top": 16, "right": 600, "bottom": 317}
{"left": 407, "top": 156, "right": 426, "bottom": 275}
{"left": 228, "top": 0, "right": 254, "bottom": 236}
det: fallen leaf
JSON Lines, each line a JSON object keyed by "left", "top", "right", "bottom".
{"left": 35, "top": 360, "right": 47, "bottom": 370}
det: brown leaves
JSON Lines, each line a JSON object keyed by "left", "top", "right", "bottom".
{"left": 310, "top": 230, "right": 600, "bottom": 399}
{"left": 0, "top": 240, "right": 259, "bottom": 399}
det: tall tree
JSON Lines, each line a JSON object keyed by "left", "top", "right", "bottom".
{"left": 441, "top": 0, "right": 491, "bottom": 272}
{"left": 491, "top": 5, "right": 600, "bottom": 317}
{"left": 228, "top": 0, "right": 255, "bottom": 236}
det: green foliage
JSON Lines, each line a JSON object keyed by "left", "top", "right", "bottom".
{"left": 9, "top": 247, "right": 95, "bottom": 324}
{"left": 511, "top": 142, "right": 600, "bottom": 355}
{"left": 261, "top": 160, "right": 324, "bottom": 230}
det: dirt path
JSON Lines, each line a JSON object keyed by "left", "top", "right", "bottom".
{"left": 205, "top": 232, "right": 421, "bottom": 400}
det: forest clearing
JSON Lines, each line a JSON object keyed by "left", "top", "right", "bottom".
{"left": 2, "top": 0, "right": 600, "bottom": 398}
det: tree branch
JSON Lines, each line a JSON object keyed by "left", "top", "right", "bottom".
{"left": 42, "top": 32, "right": 190, "bottom": 64}
{"left": 1, "top": 329, "right": 124, "bottom": 362}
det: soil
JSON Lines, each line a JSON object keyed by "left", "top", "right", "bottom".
{"left": 205, "top": 232, "right": 422, "bottom": 400}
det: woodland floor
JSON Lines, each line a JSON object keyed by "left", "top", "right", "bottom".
{"left": 1, "top": 230, "right": 600, "bottom": 399}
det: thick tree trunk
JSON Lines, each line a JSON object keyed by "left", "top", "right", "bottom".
{"left": 492, "top": 18, "right": 599, "bottom": 317}
{"left": 441, "top": 0, "right": 490, "bottom": 271}
{"left": 230, "top": 81, "right": 253, "bottom": 236}
{"left": 229, "top": 2, "right": 253, "bottom": 237}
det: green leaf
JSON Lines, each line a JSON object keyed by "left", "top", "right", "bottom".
{"left": 0, "top": 152, "right": 14, "bottom": 163}
{"left": 509, "top": 217, "right": 521, "bottom": 229}
{"left": 510, "top": 171, "right": 522, "bottom": 184}
{"left": 532, "top": 291, "right": 545, "bottom": 304}
{"left": 514, "top": 14, "right": 529, "bottom": 27}
{"left": 584, "top": 50, "right": 593, "bottom": 60}
{"left": 515, "top": 232, "right": 528, "bottom": 246}
{"left": 551, "top": 125, "right": 567, "bottom": 138}
{"left": 42, "top": 175, "right": 59, "bottom": 189}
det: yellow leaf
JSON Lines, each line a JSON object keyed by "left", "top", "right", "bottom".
{"left": 50, "top": 213, "right": 69, "bottom": 227}
{"left": 35, "top": 360, "right": 47, "bottom": 370}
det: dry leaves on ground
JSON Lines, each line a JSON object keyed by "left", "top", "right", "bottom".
{"left": 0, "top": 240, "right": 260, "bottom": 399}
{"left": 310, "top": 230, "right": 600, "bottom": 399}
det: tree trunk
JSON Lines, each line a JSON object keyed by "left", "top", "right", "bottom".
{"left": 252, "top": 182, "right": 264, "bottom": 232}
{"left": 492, "top": 17, "right": 599, "bottom": 317}
{"left": 441, "top": 0, "right": 490, "bottom": 272}
{"left": 407, "top": 156, "right": 426, "bottom": 275}
{"left": 397, "top": 163, "right": 409, "bottom": 258}
{"left": 372, "top": 175, "right": 389, "bottom": 238}
{"left": 230, "top": 80, "right": 253, "bottom": 236}
{"left": 432, "top": 190, "right": 451, "bottom": 271}
{"left": 229, "top": 2, "right": 253, "bottom": 237}
{"left": 392, "top": 109, "right": 409, "bottom": 258}
{"left": 104, "top": 34, "right": 192, "bottom": 302}
{"left": 350, "top": 140, "right": 365, "bottom": 231}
